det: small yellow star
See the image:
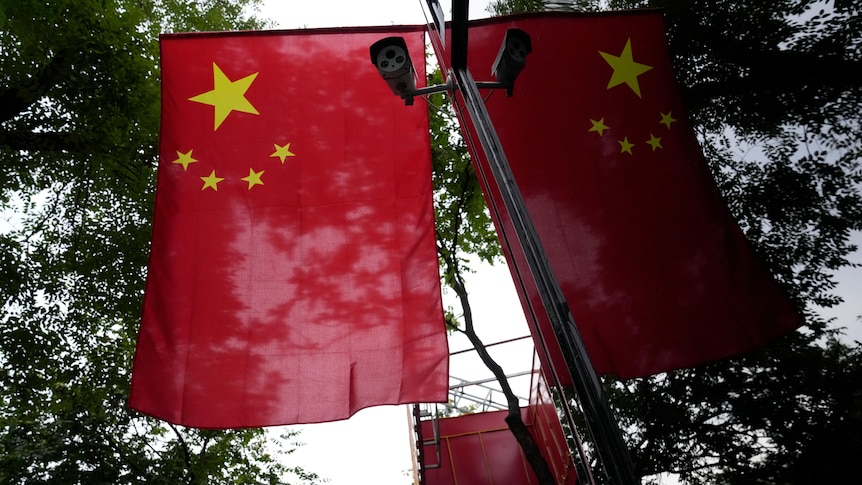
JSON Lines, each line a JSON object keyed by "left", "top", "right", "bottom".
{"left": 189, "top": 63, "right": 260, "bottom": 131}
{"left": 200, "top": 170, "right": 225, "bottom": 191}
{"left": 270, "top": 142, "right": 296, "bottom": 164}
{"left": 660, "top": 111, "right": 677, "bottom": 129}
{"left": 172, "top": 149, "right": 198, "bottom": 171}
{"left": 588, "top": 118, "right": 609, "bottom": 136}
{"left": 599, "top": 38, "right": 653, "bottom": 98}
{"left": 618, "top": 137, "right": 634, "bottom": 155}
{"left": 241, "top": 168, "right": 265, "bottom": 189}
{"left": 646, "top": 134, "right": 663, "bottom": 151}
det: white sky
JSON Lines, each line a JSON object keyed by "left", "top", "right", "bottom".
{"left": 247, "top": 2, "right": 861, "bottom": 484}
{"left": 255, "top": 0, "right": 492, "bottom": 30}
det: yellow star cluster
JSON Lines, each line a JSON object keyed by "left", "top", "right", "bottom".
{"left": 167, "top": 62, "right": 298, "bottom": 192}
{"left": 587, "top": 112, "right": 676, "bottom": 157}
{"left": 587, "top": 39, "right": 678, "bottom": 157}
{"left": 169, "top": 141, "right": 296, "bottom": 191}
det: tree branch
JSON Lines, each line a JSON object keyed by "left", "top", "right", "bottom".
{"left": 168, "top": 424, "right": 196, "bottom": 484}
{"left": 677, "top": 28, "right": 861, "bottom": 119}
{"left": 685, "top": 55, "right": 861, "bottom": 104}
{"left": 0, "top": 51, "right": 70, "bottom": 124}
{"left": 0, "top": 128, "right": 86, "bottom": 154}
{"left": 437, "top": 239, "right": 555, "bottom": 484}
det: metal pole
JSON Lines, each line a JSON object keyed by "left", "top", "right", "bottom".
{"left": 451, "top": 64, "right": 639, "bottom": 485}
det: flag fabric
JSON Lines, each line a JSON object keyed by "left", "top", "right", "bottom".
{"left": 454, "top": 12, "right": 803, "bottom": 379}
{"left": 129, "top": 26, "right": 449, "bottom": 428}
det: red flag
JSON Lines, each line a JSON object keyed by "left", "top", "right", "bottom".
{"left": 456, "top": 12, "right": 803, "bottom": 379}
{"left": 129, "top": 26, "right": 448, "bottom": 428}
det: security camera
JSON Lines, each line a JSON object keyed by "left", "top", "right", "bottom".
{"left": 491, "top": 28, "right": 532, "bottom": 96}
{"left": 370, "top": 37, "right": 417, "bottom": 104}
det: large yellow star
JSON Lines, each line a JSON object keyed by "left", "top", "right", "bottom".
{"left": 270, "top": 142, "right": 296, "bottom": 164}
{"left": 599, "top": 39, "right": 653, "bottom": 98}
{"left": 172, "top": 149, "right": 198, "bottom": 171}
{"left": 241, "top": 168, "right": 265, "bottom": 189}
{"left": 189, "top": 63, "right": 260, "bottom": 131}
{"left": 200, "top": 170, "right": 225, "bottom": 191}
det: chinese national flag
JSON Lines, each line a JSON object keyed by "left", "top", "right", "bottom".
{"left": 457, "top": 12, "right": 803, "bottom": 379}
{"left": 129, "top": 26, "right": 448, "bottom": 428}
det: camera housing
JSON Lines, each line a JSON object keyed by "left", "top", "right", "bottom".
{"left": 370, "top": 37, "right": 417, "bottom": 102}
{"left": 492, "top": 29, "right": 532, "bottom": 96}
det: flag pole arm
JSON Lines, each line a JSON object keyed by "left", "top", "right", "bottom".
{"left": 399, "top": 78, "right": 507, "bottom": 105}
{"left": 451, "top": 63, "right": 638, "bottom": 485}
{"left": 427, "top": 1, "right": 637, "bottom": 481}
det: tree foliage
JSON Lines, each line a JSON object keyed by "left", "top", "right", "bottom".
{"left": 0, "top": 1, "right": 320, "bottom": 483}
{"left": 484, "top": 1, "right": 862, "bottom": 483}
{"left": 428, "top": 68, "right": 502, "bottom": 274}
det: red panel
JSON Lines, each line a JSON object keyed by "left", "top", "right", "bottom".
{"left": 422, "top": 410, "right": 534, "bottom": 485}
{"left": 529, "top": 358, "right": 579, "bottom": 485}
{"left": 420, "top": 406, "right": 576, "bottom": 485}
{"left": 481, "top": 425, "right": 535, "bottom": 481}
{"left": 448, "top": 433, "right": 493, "bottom": 483}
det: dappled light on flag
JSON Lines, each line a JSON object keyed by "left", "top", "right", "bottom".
{"left": 129, "top": 26, "right": 448, "bottom": 428}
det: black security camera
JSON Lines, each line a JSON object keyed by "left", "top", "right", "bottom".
{"left": 370, "top": 37, "right": 417, "bottom": 103}
{"left": 492, "top": 29, "right": 532, "bottom": 96}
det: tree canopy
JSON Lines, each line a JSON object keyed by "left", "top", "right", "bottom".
{"left": 0, "top": 1, "right": 320, "bottom": 483}
{"left": 3, "top": 0, "right": 860, "bottom": 482}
